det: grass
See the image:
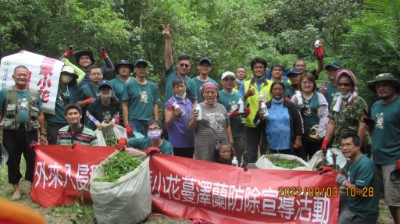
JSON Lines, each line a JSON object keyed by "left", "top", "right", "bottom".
{"left": 0, "top": 157, "right": 394, "bottom": 224}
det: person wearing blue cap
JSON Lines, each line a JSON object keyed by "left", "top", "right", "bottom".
{"left": 192, "top": 58, "right": 219, "bottom": 103}
{"left": 122, "top": 59, "right": 160, "bottom": 137}
{"left": 85, "top": 80, "right": 119, "bottom": 130}
{"left": 320, "top": 61, "right": 341, "bottom": 108}
{"left": 285, "top": 68, "right": 301, "bottom": 98}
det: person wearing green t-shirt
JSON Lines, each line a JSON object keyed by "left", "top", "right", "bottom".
{"left": 285, "top": 68, "right": 301, "bottom": 99}
{"left": 269, "top": 64, "right": 291, "bottom": 91}
{"left": 162, "top": 24, "right": 198, "bottom": 104}
{"left": 192, "top": 58, "right": 218, "bottom": 103}
{"left": 122, "top": 59, "right": 160, "bottom": 137}
{"left": 320, "top": 61, "right": 341, "bottom": 109}
{"left": 76, "top": 66, "right": 103, "bottom": 109}
{"left": 218, "top": 71, "right": 248, "bottom": 165}
{"left": 119, "top": 120, "right": 172, "bottom": 154}
{"left": 86, "top": 80, "right": 119, "bottom": 131}
{"left": 336, "top": 132, "right": 379, "bottom": 224}
{"left": 366, "top": 73, "right": 400, "bottom": 223}
{"left": 110, "top": 60, "right": 134, "bottom": 125}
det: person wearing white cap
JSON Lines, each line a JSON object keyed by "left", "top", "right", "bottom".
{"left": 44, "top": 63, "right": 85, "bottom": 144}
{"left": 218, "top": 71, "right": 249, "bottom": 165}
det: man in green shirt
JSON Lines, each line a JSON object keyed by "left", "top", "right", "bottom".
{"left": 336, "top": 131, "right": 379, "bottom": 224}
{"left": 110, "top": 60, "right": 134, "bottom": 125}
{"left": 192, "top": 58, "right": 218, "bottom": 103}
{"left": 162, "top": 24, "right": 198, "bottom": 104}
{"left": 367, "top": 73, "right": 400, "bottom": 223}
{"left": 122, "top": 59, "right": 160, "bottom": 137}
{"left": 218, "top": 71, "right": 247, "bottom": 165}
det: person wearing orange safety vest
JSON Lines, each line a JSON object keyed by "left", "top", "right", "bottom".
{"left": 239, "top": 57, "right": 272, "bottom": 163}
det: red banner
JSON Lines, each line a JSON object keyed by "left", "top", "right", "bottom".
{"left": 150, "top": 154, "right": 339, "bottom": 224}
{"left": 31, "top": 145, "right": 116, "bottom": 207}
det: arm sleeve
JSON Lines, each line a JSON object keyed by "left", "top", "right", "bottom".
{"left": 317, "top": 93, "right": 329, "bottom": 138}
{"left": 128, "top": 138, "right": 145, "bottom": 149}
{"left": 101, "top": 57, "right": 115, "bottom": 75}
{"left": 64, "top": 59, "right": 86, "bottom": 85}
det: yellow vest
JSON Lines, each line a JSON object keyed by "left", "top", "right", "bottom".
{"left": 243, "top": 79, "right": 272, "bottom": 128}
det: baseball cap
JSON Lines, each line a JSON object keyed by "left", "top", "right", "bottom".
{"left": 199, "top": 58, "right": 212, "bottom": 66}
{"left": 98, "top": 80, "right": 112, "bottom": 90}
{"left": 134, "top": 59, "right": 148, "bottom": 67}
{"left": 221, "top": 71, "right": 235, "bottom": 80}
{"left": 61, "top": 66, "right": 78, "bottom": 79}
{"left": 64, "top": 104, "right": 82, "bottom": 115}
{"left": 287, "top": 68, "right": 301, "bottom": 77}
{"left": 325, "top": 61, "right": 341, "bottom": 70}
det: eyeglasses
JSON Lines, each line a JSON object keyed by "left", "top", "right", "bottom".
{"left": 179, "top": 63, "right": 190, "bottom": 68}
{"left": 338, "top": 83, "right": 351, "bottom": 87}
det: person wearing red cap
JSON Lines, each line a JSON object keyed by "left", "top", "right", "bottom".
{"left": 188, "top": 82, "right": 233, "bottom": 162}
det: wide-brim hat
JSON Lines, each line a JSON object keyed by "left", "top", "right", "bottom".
{"left": 134, "top": 59, "right": 148, "bottom": 67}
{"left": 61, "top": 66, "right": 78, "bottom": 79}
{"left": 367, "top": 73, "right": 400, "bottom": 92}
{"left": 115, "top": 60, "right": 134, "bottom": 72}
{"left": 74, "top": 51, "right": 96, "bottom": 65}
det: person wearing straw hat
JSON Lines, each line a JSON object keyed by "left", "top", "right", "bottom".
{"left": 367, "top": 73, "right": 400, "bottom": 223}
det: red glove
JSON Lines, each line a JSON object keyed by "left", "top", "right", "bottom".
{"left": 64, "top": 45, "right": 75, "bottom": 57}
{"left": 30, "top": 141, "right": 39, "bottom": 149}
{"left": 321, "top": 139, "right": 329, "bottom": 152}
{"left": 146, "top": 146, "right": 160, "bottom": 156}
{"left": 125, "top": 124, "right": 134, "bottom": 137}
{"left": 362, "top": 109, "right": 375, "bottom": 128}
{"left": 167, "top": 103, "right": 174, "bottom": 112}
{"left": 84, "top": 97, "right": 94, "bottom": 104}
{"left": 229, "top": 109, "right": 239, "bottom": 118}
{"left": 99, "top": 47, "right": 108, "bottom": 58}
{"left": 397, "top": 159, "right": 400, "bottom": 170}
{"left": 313, "top": 40, "right": 324, "bottom": 60}
{"left": 117, "top": 138, "right": 127, "bottom": 151}
{"left": 240, "top": 107, "right": 251, "bottom": 118}
{"left": 115, "top": 116, "right": 120, "bottom": 125}
{"left": 317, "top": 166, "right": 333, "bottom": 175}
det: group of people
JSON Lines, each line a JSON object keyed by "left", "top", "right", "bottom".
{"left": 0, "top": 24, "right": 399, "bottom": 224}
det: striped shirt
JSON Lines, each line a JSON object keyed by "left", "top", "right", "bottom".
{"left": 57, "top": 125, "right": 98, "bottom": 146}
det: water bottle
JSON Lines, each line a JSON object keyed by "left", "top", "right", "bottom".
{"left": 258, "top": 91, "right": 264, "bottom": 102}
{"left": 173, "top": 102, "right": 185, "bottom": 116}
{"left": 238, "top": 98, "right": 244, "bottom": 113}
{"left": 295, "top": 91, "right": 303, "bottom": 105}
{"left": 261, "top": 102, "right": 268, "bottom": 118}
{"left": 195, "top": 104, "right": 202, "bottom": 120}
{"left": 232, "top": 156, "right": 238, "bottom": 166}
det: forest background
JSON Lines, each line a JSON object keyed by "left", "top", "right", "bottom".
{"left": 1, "top": 0, "right": 400, "bottom": 106}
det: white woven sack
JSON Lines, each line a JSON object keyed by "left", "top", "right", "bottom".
{"left": 255, "top": 154, "right": 312, "bottom": 170}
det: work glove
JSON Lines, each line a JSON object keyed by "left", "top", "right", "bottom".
{"left": 240, "top": 107, "right": 251, "bottom": 118}
{"left": 229, "top": 109, "right": 239, "bottom": 118}
{"left": 397, "top": 159, "right": 400, "bottom": 170}
{"left": 125, "top": 124, "right": 134, "bottom": 137}
{"left": 99, "top": 47, "right": 108, "bottom": 58}
{"left": 64, "top": 45, "right": 75, "bottom": 57}
{"left": 146, "top": 147, "right": 160, "bottom": 156}
{"left": 115, "top": 116, "right": 120, "bottom": 125}
{"left": 117, "top": 138, "right": 127, "bottom": 151}
{"left": 336, "top": 173, "right": 348, "bottom": 186}
{"left": 84, "top": 97, "right": 94, "bottom": 104}
{"left": 321, "top": 139, "right": 329, "bottom": 153}
{"left": 317, "top": 166, "right": 333, "bottom": 175}
{"left": 362, "top": 109, "right": 375, "bottom": 129}
{"left": 313, "top": 40, "right": 324, "bottom": 60}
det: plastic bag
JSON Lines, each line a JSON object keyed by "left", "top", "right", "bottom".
{"left": 255, "top": 154, "right": 312, "bottom": 170}
{"left": 95, "top": 124, "right": 128, "bottom": 146}
{"left": 309, "top": 149, "right": 348, "bottom": 170}
{"left": 90, "top": 153, "right": 151, "bottom": 224}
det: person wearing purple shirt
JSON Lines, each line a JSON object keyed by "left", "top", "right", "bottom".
{"left": 164, "top": 76, "right": 194, "bottom": 158}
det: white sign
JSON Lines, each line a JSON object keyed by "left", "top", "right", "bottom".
{"left": 0, "top": 51, "right": 63, "bottom": 114}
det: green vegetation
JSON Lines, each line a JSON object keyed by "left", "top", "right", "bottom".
{"left": 267, "top": 156, "right": 304, "bottom": 169}
{"left": 94, "top": 152, "right": 143, "bottom": 182}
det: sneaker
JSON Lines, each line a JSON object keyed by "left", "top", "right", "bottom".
{"left": 11, "top": 191, "right": 21, "bottom": 201}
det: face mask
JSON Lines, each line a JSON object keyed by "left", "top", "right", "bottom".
{"left": 100, "top": 93, "right": 112, "bottom": 100}
{"left": 147, "top": 130, "right": 161, "bottom": 140}
{"left": 272, "top": 98, "right": 284, "bottom": 104}
{"left": 176, "top": 92, "right": 186, "bottom": 99}
{"left": 339, "top": 92, "right": 352, "bottom": 99}
{"left": 235, "top": 78, "right": 244, "bottom": 85}
{"left": 61, "top": 74, "right": 73, "bottom": 84}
